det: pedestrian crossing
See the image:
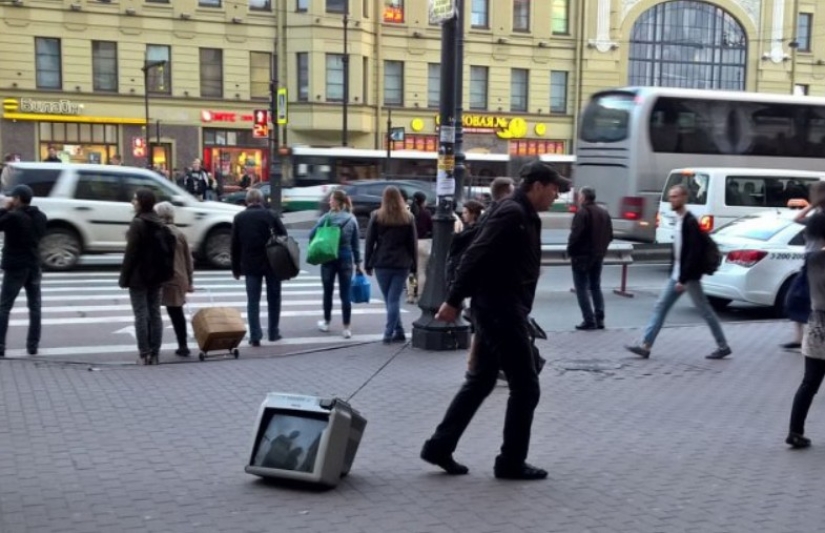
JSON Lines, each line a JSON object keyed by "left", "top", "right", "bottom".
{"left": 0, "top": 270, "right": 400, "bottom": 359}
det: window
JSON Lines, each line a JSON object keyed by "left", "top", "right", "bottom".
{"left": 513, "top": 0, "right": 529, "bottom": 32}
{"left": 122, "top": 174, "right": 174, "bottom": 203}
{"left": 362, "top": 56, "right": 369, "bottom": 104}
{"left": 427, "top": 63, "right": 440, "bottom": 108}
{"left": 327, "top": 0, "right": 346, "bottom": 13}
{"left": 199, "top": 0, "right": 222, "bottom": 7}
{"left": 722, "top": 176, "right": 817, "bottom": 208}
{"left": 469, "top": 66, "right": 488, "bottom": 110}
{"left": 35, "top": 38, "right": 62, "bottom": 90}
{"left": 511, "top": 68, "right": 528, "bottom": 112}
{"left": 326, "top": 54, "right": 345, "bottom": 102}
{"left": 297, "top": 52, "right": 309, "bottom": 101}
{"left": 92, "top": 41, "right": 118, "bottom": 92}
{"left": 200, "top": 48, "right": 223, "bottom": 98}
{"left": 250, "top": 0, "right": 271, "bottom": 9}
{"left": 471, "top": 0, "right": 489, "bottom": 28}
{"left": 552, "top": 0, "right": 569, "bottom": 35}
{"left": 795, "top": 84, "right": 810, "bottom": 96}
{"left": 297, "top": 0, "right": 309, "bottom": 11}
{"left": 797, "top": 13, "right": 812, "bottom": 52}
{"left": 550, "top": 71, "right": 568, "bottom": 114}
{"left": 250, "top": 52, "right": 272, "bottom": 100}
{"left": 662, "top": 172, "right": 709, "bottom": 205}
{"left": 384, "top": 0, "right": 404, "bottom": 23}
{"left": 74, "top": 172, "right": 124, "bottom": 202}
{"left": 579, "top": 92, "right": 634, "bottom": 143}
{"left": 384, "top": 60, "right": 403, "bottom": 106}
{"left": 5, "top": 168, "right": 61, "bottom": 197}
{"left": 146, "top": 45, "right": 171, "bottom": 94}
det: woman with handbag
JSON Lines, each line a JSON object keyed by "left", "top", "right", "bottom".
{"left": 154, "top": 202, "right": 194, "bottom": 356}
{"left": 364, "top": 186, "right": 418, "bottom": 344}
{"left": 310, "top": 189, "right": 361, "bottom": 339}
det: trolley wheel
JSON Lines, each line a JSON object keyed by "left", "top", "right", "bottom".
{"left": 233, "top": 348, "right": 240, "bottom": 359}
{"left": 198, "top": 352, "right": 206, "bottom": 361}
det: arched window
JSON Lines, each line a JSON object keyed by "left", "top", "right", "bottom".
{"left": 628, "top": 1, "right": 747, "bottom": 90}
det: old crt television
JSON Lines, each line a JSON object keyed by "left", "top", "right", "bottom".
{"left": 245, "top": 393, "right": 367, "bottom": 487}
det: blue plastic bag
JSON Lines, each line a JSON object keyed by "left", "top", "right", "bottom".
{"left": 350, "top": 272, "right": 371, "bottom": 304}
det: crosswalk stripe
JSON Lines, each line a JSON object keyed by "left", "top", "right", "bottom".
{"left": 36, "top": 282, "right": 331, "bottom": 292}
{"left": 38, "top": 278, "right": 324, "bottom": 286}
{"left": 10, "top": 299, "right": 386, "bottom": 314}
{"left": 38, "top": 289, "right": 364, "bottom": 302}
{"left": 28, "top": 269, "right": 312, "bottom": 279}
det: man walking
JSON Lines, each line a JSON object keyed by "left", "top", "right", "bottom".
{"left": 0, "top": 185, "right": 47, "bottom": 357}
{"left": 184, "top": 159, "right": 210, "bottom": 200}
{"left": 625, "top": 184, "right": 731, "bottom": 360}
{"left": 421, "top": 161, "right": 570, "bottom": 480}
{"left": 231, "top": 188, "right": 288, "bottom": 346}
{"left": 567, "top": 186, "right": 613, "bottom": 330}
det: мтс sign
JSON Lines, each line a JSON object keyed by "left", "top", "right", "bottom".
{"left": 428, "top": 0, "right": 455, "bottom": 24}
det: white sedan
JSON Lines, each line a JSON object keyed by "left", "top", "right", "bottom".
{"left": 702, "top": 211, "right": 807, "bottom": 314}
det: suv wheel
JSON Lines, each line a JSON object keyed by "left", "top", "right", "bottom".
{"left": 203, "top": 227, "right": 232, "bottom": 269}
{"left": 40, "top": 228, "right": 81, "bottom": 271}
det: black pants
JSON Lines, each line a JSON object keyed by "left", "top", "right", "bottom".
{"left": 790, "top": 357, "right": 825, "bottom": 435}
{"left": 166, "top": 306, "right": 188, "bottom": 348}
{"left": 427, "top": 313, "right": 541, "bottom": 466}
{"left": 0, "top": 266, "right": 41, "bottom": 352}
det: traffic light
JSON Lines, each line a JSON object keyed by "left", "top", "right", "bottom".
{"left": 253, "top": 109, "right": 269, "bottom": 138}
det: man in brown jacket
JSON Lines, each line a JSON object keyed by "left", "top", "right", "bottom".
{"left": 567, "top": 186, "right": 613, "bottom": 330}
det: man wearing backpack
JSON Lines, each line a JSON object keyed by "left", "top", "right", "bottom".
{"left": 119, "top": 189, "right": 176, "bottom": 365}
{"left": 625, "top": 184, "right": 731, "bottom": 360}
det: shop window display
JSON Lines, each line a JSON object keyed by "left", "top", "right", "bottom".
{"left": 38, "top": 122, "right": 119, "bottom": 164}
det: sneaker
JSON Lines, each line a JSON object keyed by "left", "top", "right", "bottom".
{"left": 625, "top": 345, "right": 651, "bottom": 359}
{"left": 317, "top": 320, "right": 330, "bottom": 333}
{"left": 706, "top": 346, "right": 732, "bottom": 360}
{"left": 342, "top": 329, "right": 352, "bottom": 339}
{"left": 786, "top": 432, "right": 812, "bottom": 449}
{"left": 780, "top": 341, "right": 802, "bottom": 350}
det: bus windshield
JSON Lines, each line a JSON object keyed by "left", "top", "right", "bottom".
{"left": 579, "top": 92, "right": 636, "bottom": 143}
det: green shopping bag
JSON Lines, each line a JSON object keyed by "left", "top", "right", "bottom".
{"left": 306, "top": 216, "right": 341, "bottom": 265}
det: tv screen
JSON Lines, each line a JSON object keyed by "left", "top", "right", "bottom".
{"left": 251, "top": 410, "right": 328, "bottom": 473}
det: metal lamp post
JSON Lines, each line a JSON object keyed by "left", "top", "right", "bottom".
{"left": 141, "top": 59, "right": 168, "bottom": 169}
{"left": 342, "top": 5, "right": 350, "bottom": 147}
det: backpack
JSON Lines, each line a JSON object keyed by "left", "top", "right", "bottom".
{"left": 266, "top": 231, "right": 301, "bottom": 280}
{"left": 701, "top": 231, "right": 722, "bottom": 275}
{"left": 144, "top": 220, "right": 177, "bottom": 285}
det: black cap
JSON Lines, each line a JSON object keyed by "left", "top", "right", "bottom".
{"left": 519, "top": 161, "right": 572, "bottom": 193}
{"left": 9, "top": 184, "right": 33, "bottom": 204}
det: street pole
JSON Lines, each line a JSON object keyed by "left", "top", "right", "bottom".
{"left": 385, "top": 108, "right": 392, "bottom": 177}
{"left": 454, "top": 0, "right": 466, "bottom": 202}
{"left": 141, "top": 59, "right": 167, "bottom": 169}
{"left": 269, "top": 80, "right": 283, "bottom": 215}
{"left": 411, "top": 7, "right": 470, "bottom": 351}
{"left": 342, "top": 7, "right": 350, "bottom": 146}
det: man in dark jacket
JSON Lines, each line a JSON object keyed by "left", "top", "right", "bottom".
{"left": 0, "top": 185, "right": 48, "bottom": 356}
{"left": 626, "top": 184, "right": 731, "bottom": 360}
{"left": 567, "top": 186, "right": 613, "bottom": 330}
{"left": 231, "top": 188, "right": 288, "bottom": 345}
{"left": 421, "top": 161, "right": 570, "bottom": 481}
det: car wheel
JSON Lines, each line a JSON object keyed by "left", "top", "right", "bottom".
{"left": 203, "top": 227, "right": 232, "bottom": 269}
{"left": 774, "top": 277, "right": 794, "bottom": 318}
{"left": 39, "top": 228, "right": 81, "bottom": 271}
{"left": 707, "top": 296, "right": 731, "bottom": 311}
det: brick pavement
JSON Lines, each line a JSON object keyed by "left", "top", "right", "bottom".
{"left": 0, "top": 320, "right": 823, "bottom": 533}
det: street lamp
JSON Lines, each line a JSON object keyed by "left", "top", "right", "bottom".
{"left": 342, "top": 5, "right": 350, "bottom": 146}
{"left": 141, "top": 59, "right": 168, "bottom": 168}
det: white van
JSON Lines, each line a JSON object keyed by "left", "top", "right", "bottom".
{"left": 655, "top": 168, "right": 825, "bottom": 243}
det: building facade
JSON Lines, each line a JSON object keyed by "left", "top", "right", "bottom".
{"left": 0, "top": 0, "right": 822, "bottom": 180}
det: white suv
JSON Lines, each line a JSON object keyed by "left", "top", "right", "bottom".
{"left": 4, "top": 163, "right": 243, "bottom": 271}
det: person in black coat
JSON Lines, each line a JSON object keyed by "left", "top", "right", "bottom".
{"left": 231, "top": 188, "right": 288, "bottom": 345}
{"left": 626, "top": 184, "right": 731, "bottom": 360}
{"left": 0, "top": 185, "right": 48, "bottom": 357}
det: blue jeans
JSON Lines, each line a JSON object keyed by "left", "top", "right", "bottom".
{"left": 321, "top": 252, "right": 353, "bottom": 326}
{"left": 571, "top": 256, "right": 605, "bottom": 325}
{"left": 375, "top": 268, "right": 408, "bottom": 339}
{"left": 246, "top": 271, "right": 282, "bottom": 342}
{"left": 0, "top": 267, "right": 42, "bottom": 353}
{"left": 642, "top": 278, "right": 728, "bottom": 348}
{"left": 129, "top": 286, "right": 163, "bottom": 356}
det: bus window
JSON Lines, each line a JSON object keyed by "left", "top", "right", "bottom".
{"left": 580, "top": 92, "right": 635, "bottom": 143}
{"left": 661, "top": 172, "right": 709, "bottom": 205}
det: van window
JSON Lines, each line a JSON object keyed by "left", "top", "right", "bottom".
{"left": 661, "top": 172, "right": 709, "bottom": 205}
{"left": 5, "top": 167, "right": 61, "bottom": 197}
{"left": 724, "top": 176, "right": 817, "bottom": 207}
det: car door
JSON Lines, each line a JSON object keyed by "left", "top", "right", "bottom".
{"left": 70, "top": 170, "right": 134, "bottom": 251}
{"left": 120, "top": 172, "right": 199, "bottom": 239}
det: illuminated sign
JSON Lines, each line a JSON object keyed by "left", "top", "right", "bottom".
{"left": 276, "top": 88, "right": 288, "bottom": 125}
{"left": 132, "top": 137, "right": 146, "bottom": 158}
{"left": 435, "top": 114, "right": 529, "bottom": 139}
{"left": 4, "top": 98, "right": 81, "bottom": 115}
{"left": 253, "top": 109, "right": 269, "bottom": 138}
{"left": 200, "top": 110, "right": 255, "bottom": 123}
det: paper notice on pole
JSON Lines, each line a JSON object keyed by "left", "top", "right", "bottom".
{"left": 437, "top": 169, "right": 455, "bottom": 197}
{"left": 439, "top": 126, "right": 456, "bottom": 144}
{"left": 429, "top": 0, "right": 455, "bottom": 24}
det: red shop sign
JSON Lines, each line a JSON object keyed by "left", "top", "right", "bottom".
{"left": 201, "top": 110, "right": 255, "bottom": 123}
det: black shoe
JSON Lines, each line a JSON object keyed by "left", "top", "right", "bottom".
{"left": 392, "top": 332, "right": 407, "bottom": 343}
{"left": 382, "top": 337, "right": 392, "bottom": 345}
{"left": 575, "top": 322, "right": 597, "bottom": 331}
{"left": 249, "top": 340, "right": 261, "bottom": 347}
{"left": 27, "top": 346, "right": 37, "bottom": 356}
{"left": 269, "top": 334, "right": 282, "bottom": 342}
{"left": 596, "top": 321, "right": 605, "bottom": 330}
{"left": 786, "top": 432, "right": 811, "bottom": 449}
{"left": 494, "top": 458, "right": 548, "bottom": 480}
{"left": 706, "top": 346, "right": 732, "bottom": 360}
{"left": 420, "top": 441, "right": 469, "bottom": 475}
{"left": 781, "top": 341, "right": 801, "bottom": 350}
{"left": 625, "top": 345, "right": 651, "bottom": 359}
{"left": 0, "top": 351, "right": 4, "bottom": 358}
{"left": 175, "top": 347, "right": 191, "bottom": 357}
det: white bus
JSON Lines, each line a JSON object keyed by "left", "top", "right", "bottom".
{"left": 575, "top": 87, "right": 825, "bottom": 242}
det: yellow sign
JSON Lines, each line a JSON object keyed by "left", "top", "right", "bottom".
{"left": 276, "top": 88, "right": 288, "bottom": 125}
{"left": 411, "top": 118, "right": 424, "bottom": 132}
{"left": 435, "top": 114, "right": 529, "bottom": 140}
{"left": 438, "top": 154, "right": 455, "bottom": 171}
{"left": 3, "top": 97, "right": 144, "bottom": 125}
{"left": 535, "top": 123, "right": 547, "bottom": 136}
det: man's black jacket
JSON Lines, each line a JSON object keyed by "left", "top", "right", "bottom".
{"left": 567, "top": 202, "right": 613, "bottom": 258}
{"left": 671, "top": 211, "right": 705, "bottom": 284}
{"left": 447, "top": 189, "right": 541, "bottom": 319}
{"left": 231, "top": 205, "right": 287, "bottom": 277}
{"left": 0, "top": 205, "right": 47, "bottom": 270}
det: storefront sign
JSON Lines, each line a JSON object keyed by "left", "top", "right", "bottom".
{"left": 201, "top": 110, "right": 255, "bottom": 123}
{"left": 435, "top": 114, "right": 528, "bottom": 139}
{"left": 509, "top": 140, "right": 567, "bottom": 156}
{"left": 4, "top": 98, "right": 81, "bottom": 115}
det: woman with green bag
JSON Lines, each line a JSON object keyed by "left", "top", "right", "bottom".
{"left": 309, "top": 190, "right": 361, "bottom": 339}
